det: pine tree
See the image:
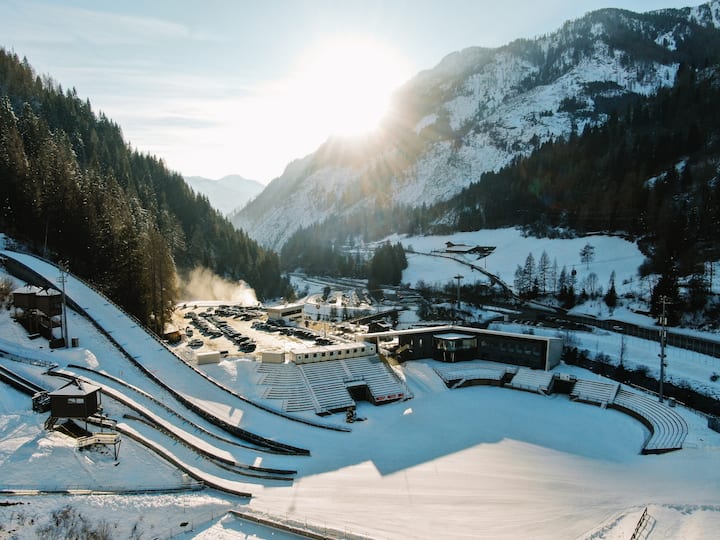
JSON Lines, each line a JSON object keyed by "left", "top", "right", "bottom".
{"left": 580, "top": 243, "right": 595, "bottom": 269}
{"left": 538, "top": 251, "right": 551, "bottom": 295}
{"left": 604, "top": 270, "right": 618, "bottom": 312}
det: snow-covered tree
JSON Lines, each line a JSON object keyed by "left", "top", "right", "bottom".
{"left": 580, "top": 243, "right": 595, "bottom": 269}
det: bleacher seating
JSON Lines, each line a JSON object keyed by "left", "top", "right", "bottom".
{"left": 433, "top": 364, "right": 513, "bottom": 388}
{"left": 570, "top": 379, "right": 620, "bottom": 408}
{"left": 343, "top": 356, "right": 407, "bottom": 403}
{"left": 506, "top": 368, "right": 554, "bottom": 394}
{"left": 255, "top": 363, "right": 315, "bottom": 412}
{"left": 298, "top": 361, "right": 355, "bottom": 414}
{"left": 256, "top": 356, "right": 408, "bottom": 415}
{"left": 434, "top": 361, "right": 689, "bottom": 455}
{"left": 612, "top": 389, "right": 688, "bottom": 454}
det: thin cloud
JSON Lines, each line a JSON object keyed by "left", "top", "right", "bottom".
{"left": 0, "top": 0, "right": 217, "bottom": 47}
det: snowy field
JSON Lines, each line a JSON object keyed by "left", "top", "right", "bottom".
{"left": 399, "top": 228, "right": 649, "bottom": 301}
{"left": 2, "top": 235, "right": 720, "bottom": 539}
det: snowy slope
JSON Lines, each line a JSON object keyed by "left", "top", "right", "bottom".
{"left": 233, "top": 1, "right": 720, "bottom": 249}
{"left": 2, "top": 247, "right": 720, "bottom": 538}
{"left": 399, "top": 228, "right": 643, "bottom": 291}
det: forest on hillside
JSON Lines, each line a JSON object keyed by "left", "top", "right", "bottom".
{"left": 0, "top": 49, "right": 291, "bottom": 332}
{"left": 281, "top": 63, "right": 720, "bottom": 323}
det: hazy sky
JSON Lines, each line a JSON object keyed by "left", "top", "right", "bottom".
{"left": 0, "top": 0, "right": 700, "bottom": 183}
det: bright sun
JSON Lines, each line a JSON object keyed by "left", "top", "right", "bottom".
{"left": 291, "top": 36, "right": 412, "bottom": 136}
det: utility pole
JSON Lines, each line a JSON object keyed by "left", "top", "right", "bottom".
{"left": 58, "top": 261, "right": 70, "bottom": 348}
{"left": 658, "top": 295, "right": 670, "bottom": 403}
{"left": 453, "top": 274, "right": 463, "bottom": 324}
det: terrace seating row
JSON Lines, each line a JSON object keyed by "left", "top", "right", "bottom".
{"left": 570, "top": 379, "right": 620, "bottom": 408}
{"left": 254, "top": 363, "right": 315, "bottom": 412}
{"left": 433, "top": 363, "right": 513, "bottom": 388}
{"left": 612, "top": 389, "right": 688, "bottom": 454}
{"left": 343, "top": 356, "right": 407, "bottom": 401}
{"left": 299, "top": 361, "right": 355, "bottom": 413}
{"left": 257, "top": 356, "right": 408, "bottom": 415}
{"left": 435, "top": 360, "right": 688, "bottom": 455}
{"left": 256, "top": 362, "right": 304, "bottom": 386}
{"left": 506, "top": 368, "right": 554, "bottom": 394}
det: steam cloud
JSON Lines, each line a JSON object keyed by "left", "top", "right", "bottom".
{"left": 179, "top": 267, "right": 259, "bottom": 306}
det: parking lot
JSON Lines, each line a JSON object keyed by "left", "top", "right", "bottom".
{"left": 170, "top": 303, "right": 343, "bottom": 362}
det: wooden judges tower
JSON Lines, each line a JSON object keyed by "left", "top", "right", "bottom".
{"left": 11, "top": 285, "right": 64, "bottom": 346}
{"left": 45, "top": 378, "right": 121, "bottom": 460}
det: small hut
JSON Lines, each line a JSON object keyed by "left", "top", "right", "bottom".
{"left": 11, "top": 285, "right": 63, "bottom": 341}
{"left": 46, "top": 379, "right": 121, "bottom": 460}
{"left": 48, "top": 379, "right": 101, "bottom": 420}
{"left": 11, "top": 284, "right": 43, "bottom": 310}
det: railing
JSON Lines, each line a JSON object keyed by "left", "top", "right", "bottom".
{"left": 228, "top": 508, "right": 375, "bottom": 540}
{"left": 76, "top": 432, "right": 120, "bottom": 447}
{"left": 0, "top": 483, "right": 204, "bottom": 496}
{"left": 629, "top": 506, "right": 649, "bottom": 540}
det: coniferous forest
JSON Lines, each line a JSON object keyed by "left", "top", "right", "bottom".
{"left": 0, "top": 49, "right": 291, "bottom": 333}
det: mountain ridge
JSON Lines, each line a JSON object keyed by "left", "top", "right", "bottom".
{"left": 233, "top": 0, "right": 720, "bottom": 250}
{"left": 184, "top": 174, "right": 264, "bottom": 216}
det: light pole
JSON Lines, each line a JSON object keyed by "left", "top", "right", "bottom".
{"left": 658, "top": 295, "right": 669, "bottom": 403}
{"left": 58, "top": 261, "right": 70, "bottom": 348}
{"left": 453, "top": 274, "right": 463, "bottom": 323}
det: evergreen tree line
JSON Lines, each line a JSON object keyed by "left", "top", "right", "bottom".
{"left": 280, "top": 206, "right": 429, "bottom": 276}
{"left": 448, "top": 63, "right": 720, "bottom": 320}
{"left": 0, "top": 49, "right": 291, "bottom": 332}
{"left": 512, "top": 246, "right": 620, "bottom": 311}
{"left": 367, "top": 242, "right": 407, "bottom": 293}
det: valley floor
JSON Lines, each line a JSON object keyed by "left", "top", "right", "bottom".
{"left": 2, "top": 247, "right": 720, "bottom": 539}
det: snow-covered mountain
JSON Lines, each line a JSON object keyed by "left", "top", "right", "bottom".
{"left": 233, "top": 1, "right": 720, "bottom": 250}
{"left": 184, "top": 174, "right": 264, "bottom": 215}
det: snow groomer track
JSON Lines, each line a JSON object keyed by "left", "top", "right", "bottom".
{"left": 0, "top": 251, "right": 374, "bottom": 499}
{"left": 0, "top": 360, "right": 255, "bottom": 498}
{"left": 2, "top": 250, "right": 313, "bottom": 455}
{"left": 47, "top": 368, "right": 297, "bottom": 482}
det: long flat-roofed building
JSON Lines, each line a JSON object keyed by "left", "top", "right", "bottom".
{"left": 361, "top": 325, "right": 562, "bottom": 371}
{"left": 290, "top": 342, "right": 376, "bottom": 364}
{"left": 266, "top": 302, "right": 305, "bottom": 322}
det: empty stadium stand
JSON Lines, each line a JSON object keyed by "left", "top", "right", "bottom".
{"left": 256, "top": 362, "right": 315, "bottom": 413}
{"left": 506, "top": 368, "right": 554, "bottom": 395}
{"left": 438, "top": 363, "right": 689, "bottom": 454}
{"left": 612, "top": 389, "right": 688, "bottom": 454}
{"left": 343, "top": 356, "right": 407, "bottom": 403}
{"left": 570, "top": 379, "right": 621, "bottom": 408}
{"left": 256, "top": 356, "right": 408, "bottom": 416}
{"left": 433, "top": 363, "right": 515, "bottom": 389}
{"left": 299, "top": 361, "right": 356, "bottom": 414}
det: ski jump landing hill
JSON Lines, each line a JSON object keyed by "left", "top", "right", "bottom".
{"left": 0, "top": 249, "right": 359, "bottom": 497}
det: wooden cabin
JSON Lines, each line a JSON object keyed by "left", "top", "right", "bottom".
{"left": 48, "top": 379, "right": 101, "bottom": 419}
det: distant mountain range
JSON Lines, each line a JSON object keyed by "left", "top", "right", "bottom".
{"left": 232, "top": 0, "right": 720, "bottom": 250}
{"left": 184, "top": 175, "right": 264, "bottom": 216}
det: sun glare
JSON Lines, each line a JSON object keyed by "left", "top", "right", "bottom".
{"left": 291, "top": 36, "right": 412, "bottom": 136}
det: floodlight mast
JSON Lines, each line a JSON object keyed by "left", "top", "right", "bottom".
{"left": 453, "top": 274, "right": 463, "bottom": 323}
{"left": 59, "top": 261, "right": 70, "bottom": 348}
{"left": 658, "top": 295, "right": 670, "bottom": 403}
